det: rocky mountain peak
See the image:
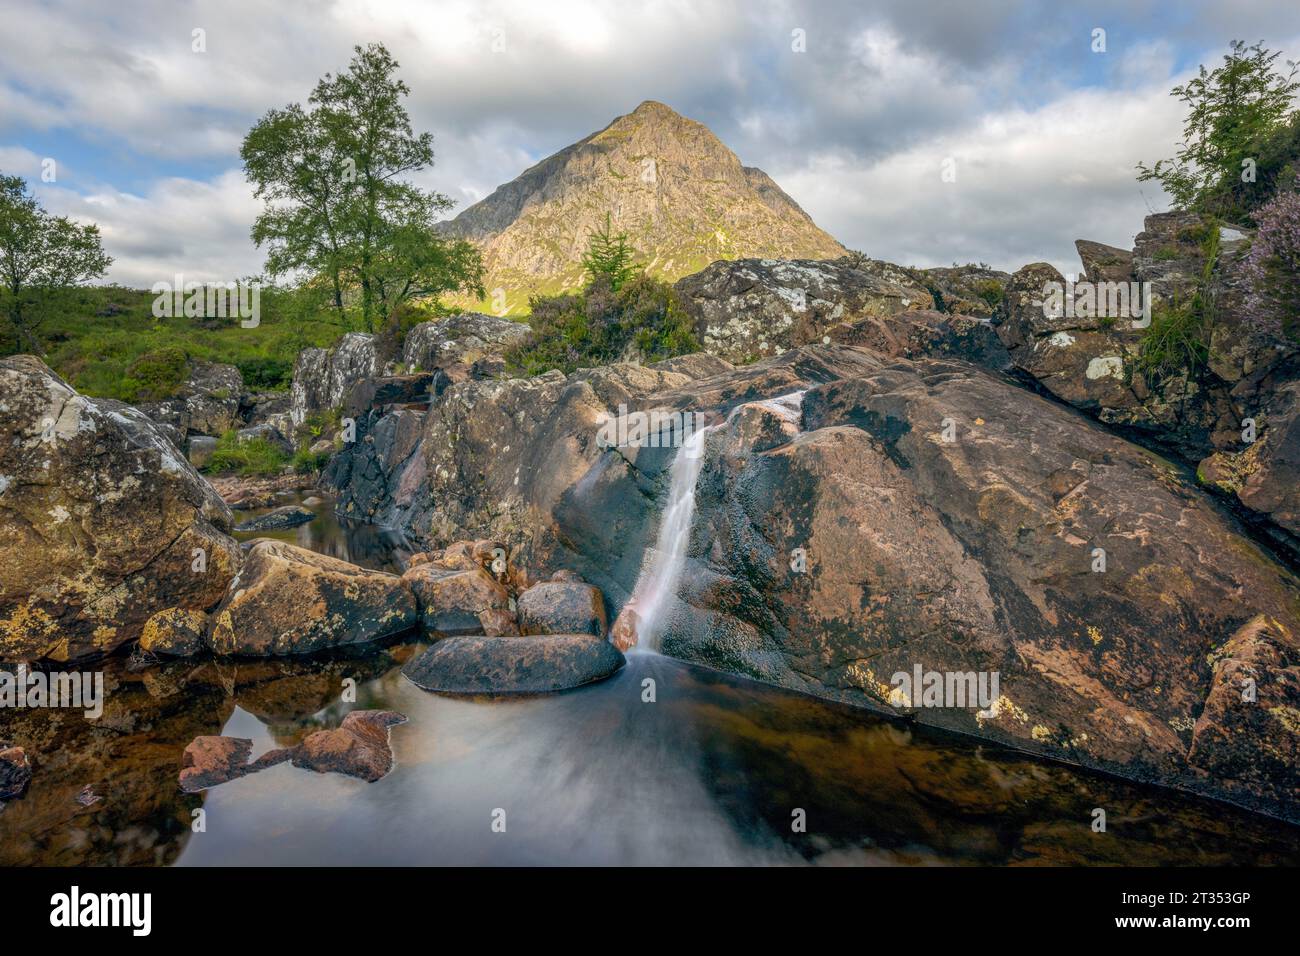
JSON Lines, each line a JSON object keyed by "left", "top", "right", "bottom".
{"left": 440, "top": 101, "right": 844, "bottom": 314}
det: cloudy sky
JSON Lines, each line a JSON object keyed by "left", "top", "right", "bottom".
{"left": 2, "top": 0, "right": 1299, "bottom": 287}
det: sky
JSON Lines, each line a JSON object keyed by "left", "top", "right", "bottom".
{"left": 2, "top": 0, "right": 1299, "bottom": 287}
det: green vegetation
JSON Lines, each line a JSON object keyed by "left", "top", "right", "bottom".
{"left": 242, "top": 42, "right": 483, "bottom": 333}
{"left": 505, "top": 272, "right": 699, "bottom": 376}
{"left": 974, "top": 279, "right": 1004, "bottom": 309}
{"left": 28, "top": 284, "right": 347, "bottom": 402}
{"left": 1138, "top": 40, "right": 1300, "bottom": 219}
{"left": 206, "top": 430, "right": 287, "bottom": 476}
{"left": 581, "top": 213, "right": 637, "bottom": 290}
{"left": 0, "top": 174, "right": 113, "bottom": 354}
{"left": 1138, "top": 222, "right": 1221, "bottom": 377}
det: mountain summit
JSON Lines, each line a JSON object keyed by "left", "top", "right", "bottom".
{"left": 440, "top": 100, "right": 845, "bottom": 313}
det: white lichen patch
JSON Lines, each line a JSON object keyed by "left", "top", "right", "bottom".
{"left": 1085, "top": 355, "right": 1124, "bottom": 380}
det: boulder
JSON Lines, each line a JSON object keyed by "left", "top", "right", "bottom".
{"left": 659, "top": 347, "right": 1300, "bottom": 819}
{"left": 675, "top": 255, "right": 934, "bottom": 363}
{"left": 0, "top": 743, "right": 31, "bottom": 800}
{"left": 517, "top": 580, "right": 608, "bottom": 637}
{"left": 918, "top": 264, "right": 1011, "bottom": 318}
{"left": 826, "top": 309, "right": 1011, "bottom": 372}
{"left": 0, "top": 356, "right": 241, "bottom": 662}
{"left": 137, "top": 362, "right": 245, "bottom": 438}
{"left": 479, "top": 608, "right": 521, "bottom": 636}
{"left": 208, "top": 539, "right": 416, "bottom": 655}
{"left": 233, "top": 504, "right": 316, "bottom": 533}
{"left": 289, "top": 332, "right": 378, "bottom": 428}
{"left": 402, "top": 634, "right": 625, "bottom": 694}
{"left": 1075, "top": 239, "right": 1135, "bottom": 284}
{"left": 401, "top": 313, "right": 530, "bottom": 373}
{"left": 402, "top": 564, "right": 509, "bottom": 636}
{"left": 139, "top": 607, "right": 208, "bottom": 657}
{"left": 179, "top": 736, "right": 281, "bottom": 792}
{"left": 287, "top": 710, "right": 407, "bottom": 781}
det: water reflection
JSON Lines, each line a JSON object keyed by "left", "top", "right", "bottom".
{"left": 231, "top": 493, "right": 409, "bottom": 572}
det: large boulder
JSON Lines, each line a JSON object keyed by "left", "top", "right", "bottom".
{"left": 655, "top": 347, "right": 1300, "bottom": 819}
{"left": 232, "top": 504, "right": 315, "bottom": 533}
{"left": 402, "top": 564, "right": 510, "bottom": 636}
{"left": 402, "top": 634, "right": 625, "bottom": 694}
{"left": 401, "top": 312, "right": 530, "bottom": 374}
{"left": 517, "top": 580, "right": 607, "bottom": 637}
{"left": 675, "top": 255, "right": 934, "bottom": 363}
{"left": 0, "top": 356, "right": 241, "bottom": 662}
{"left": 208, "top": 539, "right": 416, "bottom": 655}
{"left": 137, "top": 361, "right": 246, "bottom": 438}
{"left": 289, "top": 332, "right": 378, "bottom": 428}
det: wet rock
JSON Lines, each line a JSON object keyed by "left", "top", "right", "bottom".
{"left": 402, "top": 634, "right": 625, "bottom": 694}
{"left": 0, "top": 743, "right": 32, "bottom": 800}
{"left": 179, "top": 735, "right": 289, "bottom": 792}
{"left": 208, "top": 540, "right": 417, "bottom": 656}
{"left": 0, "top": 356, "right": 241, "bottom": 662}
{"left": 402, "top": 564, "right": 510, "bottom": 636}
{"left": 287, "top": 710, "right": 407, "bottom": 782}
{"left": 479, "top": 608, "right": 521, "bottom": 636}
{"left": 140, "top": 607, "right": 209, "bottom": 657}
{"left": 233, "top": 504, "right": 315, "bottom": 533}
{"left": 675, "top": 255, "right": 934, "bottom": 363}
{"left": 517, "top": 581, "right": 608, "bottom": 637}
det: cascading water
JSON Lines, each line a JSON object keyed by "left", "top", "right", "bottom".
{"left": 621, "top": 423, "right": 717, "bottom": 652}
{"left": 616, "top": 390, "right": 807, "bottom": 654}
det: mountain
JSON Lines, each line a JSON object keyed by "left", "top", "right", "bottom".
{"left": 439, "top": 100, "right": 845, "bottom": 314}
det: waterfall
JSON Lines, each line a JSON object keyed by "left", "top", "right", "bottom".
{"left": 618, "top": 424, "right": 717, "bottom": 653}
{"left": 614, "top": 390, "right": 806, "bottom": 654}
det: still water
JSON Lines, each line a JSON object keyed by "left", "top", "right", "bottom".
{"left": 3, "top": 497, "right": 1298, "bottom": 866}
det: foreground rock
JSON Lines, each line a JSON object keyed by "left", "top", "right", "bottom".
{"left": 233, "top": 504, "right": 315, "bottom": 533}
{"left": 209, "top": 540, "right": 416, "bottom": 655}
{"left": 402, "top": 634, "right": 625, "bottom": 694}
{"left": 517, "top": 579, "right": 608, "bottom": 637}
{"left": 655, "top": 347, "right": 1300, "bottom": 819}
{"left": 0, "top": 356, "right": 241, "bottom": 662}
{"left": 178, "top": 710, "right": 407, "bottom": 791}
{"left": 0, "top": 743, "right": 32, "bottom": 800}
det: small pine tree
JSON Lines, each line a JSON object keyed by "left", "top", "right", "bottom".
{"left": 581, "top": 213, "right": 637, "bottom": 291}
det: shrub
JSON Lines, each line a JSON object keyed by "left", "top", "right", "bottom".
{"left": 1241, "top": 190, "right": 1300, "bottom": 343}
{"left": 506, "top": 272, "right": 700, "bottom": 376}
{"left": 122, "top": 347, "right": 189, "bottom": 402}
{"left": 292, "top": 444, "right": 332, "bottom": 473}
{"left": 237, "top": 356, "right": 294, "bottom": 390}
{"left": 207, "top": 431, "right": 286, "bottom": 476}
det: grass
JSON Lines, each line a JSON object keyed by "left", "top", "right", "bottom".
{"left": 1138, "top": 220, "right": 1221, "bottom": 377}
{"left": 206, "top": 430, "right": 287, "bottom": 476}
{"left": 6, "top": 284, "right": 350, "bottom": 402}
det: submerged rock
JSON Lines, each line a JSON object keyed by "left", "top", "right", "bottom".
{"left": 402, "top": 634, "right": 625, "bottom": 694}
{"left": 0, "top": 356, "right": 241, "bottom": 662}
{"left": 233, "top": 504, "right": 316, "bottom": 533}
{"left": 208, "top": 540, "right": 416, "bottom": 656}
{"left": 179, "top": 710, "right": 407, "bottom": 791}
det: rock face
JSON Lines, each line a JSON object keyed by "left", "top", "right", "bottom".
{"left": 289, "top": 331, "right": 378, "bottom": 428}
{"left": 517, "top": 580, "right": 608, "bottom": 637}
{"left": 402, "top": 634, "right": 625, "bottom": 694}
{"left": 401, "top": 313, "right": 530, "bottom": 374}
{"left": 438, "top": 100, "right": 845, "bottom": 315}
{"left": 675, "top": 255, "right": 934, "bottom": 363}
{"left": 826, "top": 309, "right": 1011, "bottom": 372}
{"left": 208, "top": 539, "right": 416, "bottom": 656}
{"left": 233, "top": 504, "right": 315, "bottom": 533}
{"left": 139, "top": 607, "right": 209, "bottom": 657}
{"left": 0, "top": 356, "right": 241, "bottom": 662}
{"left": 637, "top": 346, "right": 1300, "bottom": 819}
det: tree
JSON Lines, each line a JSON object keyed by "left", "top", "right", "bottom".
{"left": 241, "top": 43, "right": 483, "bottom": 332}
{"left": 0, "top": 174, "right": 112, "bottom": 354}
{"left": 581, "top": 213, "right": 637, "bottom": 291}
{"left": 1138, "top": 41, "right": 1300, "bottom": 212}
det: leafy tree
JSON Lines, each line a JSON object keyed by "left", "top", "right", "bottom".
{"left": 1138, "top": 41, "right": 1300, "bottom": 212}
{"left": 581, "top": 213, "right": 637, "bottom": 291}
{"left": 0, "top": 173, "right": 112, "bottom": 353}
{"left": 241, "top": 43, "right": 483, "bottom": 332}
